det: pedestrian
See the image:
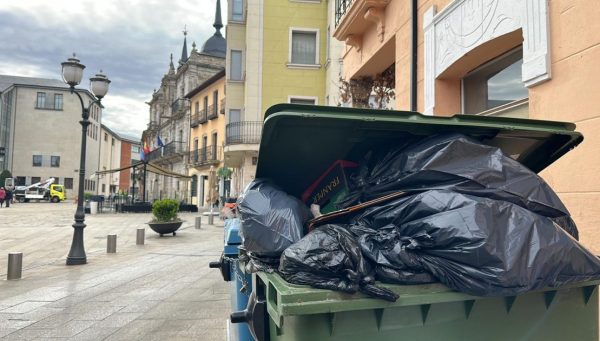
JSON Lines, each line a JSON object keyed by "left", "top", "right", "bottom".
{"left": 0, "top": 187, "right": 5, "bottom": 208}
{"left": 5, "top": 188, "right": 12, "bottom": 207}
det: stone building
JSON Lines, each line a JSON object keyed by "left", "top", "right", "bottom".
{"left": 0, "top": 75, "right": 101, "bottom": 196}
{"left": 144, "top": 0, "right": 226, "bottom": 202}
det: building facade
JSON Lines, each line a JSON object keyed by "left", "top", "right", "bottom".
{"left": 144, "top": 0, "right": 226, "bottom": 202}
{"left": 225, "top": 0, "right": 341, "bottom": 196}
{"left": 98, "top": 124, "right": 141, "bottom": 197}
{"left": 185, "top": 69, "right": 226, "bottom": 208}
{"left": 0, "top": 75, "right": 102, "bottom": 196}
{"left": 333, "top": 0, "right": 600, "bottom": 253}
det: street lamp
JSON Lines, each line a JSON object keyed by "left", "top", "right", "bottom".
{"left": 61, "top": 53, "right": 111, "bottom": 265}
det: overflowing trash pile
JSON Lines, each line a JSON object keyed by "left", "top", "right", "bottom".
{"left": 237, "top": 134, "right": 600, "bottom": 301}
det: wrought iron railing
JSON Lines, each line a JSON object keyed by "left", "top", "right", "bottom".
{"left": 225, "top": 121, "right": 262, "bottom": 145}
{"left": 335, "top": 0, "right": 354, "bottom": 27}
{"left": 146, "top": 141, "right": 187, "bottom": 162}
{"left": 171, "top": 98, "right": 190, "bottom": 115}
{"left": 188, "top": 145, "right": 221, "bottom": 166}
{"left": 207, "top": 104, "right": 218, "bottom": 120}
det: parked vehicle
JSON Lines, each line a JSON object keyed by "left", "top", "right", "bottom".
{"left": 13, "top": 177, "right": 66, "bottom": 203}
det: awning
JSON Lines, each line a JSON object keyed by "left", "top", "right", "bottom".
{"left": 95, "top": 162, "right": 192, "bottom": 181}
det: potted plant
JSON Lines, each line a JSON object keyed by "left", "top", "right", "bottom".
{"left": 148, "top": 199, "right": 183, "bottom": 236}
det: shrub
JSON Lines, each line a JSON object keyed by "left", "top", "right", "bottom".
{"left": 152, "top": 199, "right": 180, "bottom": 222}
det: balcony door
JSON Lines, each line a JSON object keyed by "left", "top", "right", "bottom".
{"left": 202, "top": 135, "right": 208, "bottom": 162}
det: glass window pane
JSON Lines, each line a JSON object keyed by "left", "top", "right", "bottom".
{"left": 51, "top": 156, "right": 60, "bottom": 167}
{"left": 229, "top": 109, "right": 241, "bottom": 123}
{"left": 232, "top": 0, "right": 243, "bottom": 20}
{"left": 54, "top": 94, "right": 63, "bottom": 110}
{"left": 230, "top": 51, "right": 242, "bottom": 80}
{"left": 32, "top": 155, "right": 42, "bottom": 167}
{"left": 463, "top": 48, "right": 528, "bottom": 115}
{"left": 291, "top": 31, "right": 316, "bottom": 65}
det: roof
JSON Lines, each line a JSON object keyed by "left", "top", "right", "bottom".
{"left": 0, "top": 74, "right": 69, "bottom": 92}
{"left": 101, "top": 123, "right": 141, "bottom": 144}
{"left": 184, "top": 69, "right": 225, "bottom": 99}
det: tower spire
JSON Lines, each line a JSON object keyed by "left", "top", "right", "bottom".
{"left": 213, "top": 0, "right": 223, "bottom": 35}
{"left": 179, "top": 25, "right": 188, "bottom": 65}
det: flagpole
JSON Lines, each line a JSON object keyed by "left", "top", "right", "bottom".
{"left": 143, "top": 161, "right": 147, "bottom": 202}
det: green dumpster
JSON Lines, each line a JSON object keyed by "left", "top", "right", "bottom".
{"left": 236, "top": 104, "right": 598, "bottom": 341}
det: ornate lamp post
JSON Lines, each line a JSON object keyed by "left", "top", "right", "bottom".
{"left": 61, "top": 54, "right": 111, "bottom": 265}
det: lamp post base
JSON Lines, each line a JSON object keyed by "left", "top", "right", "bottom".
{"left": 66, "top": 256, "right": 87, "bottom": 265}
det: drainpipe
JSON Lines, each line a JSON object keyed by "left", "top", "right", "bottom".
{"left": 410, "top": 0, "right": 418, "bottom": 112}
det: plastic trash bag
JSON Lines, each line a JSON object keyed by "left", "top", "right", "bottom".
{"left": 340, "top": 133, "right": 578, "bottom": 239}
{"left": 351, "top": 190, "right": 600, "bottom": 296}
{"left": 279, "top": 224, "right": 399, "bottom": 302}
{"left": 237, "top": 179, "right": 311, "bottom": 257}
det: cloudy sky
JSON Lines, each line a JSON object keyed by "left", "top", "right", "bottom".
{"left": 0, "top": 0, "right": 226, "bottom": 139}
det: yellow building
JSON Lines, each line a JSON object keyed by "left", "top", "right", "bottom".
{"left": 225, "top": 0, "right": 339, "bottom": 196}
{"left": 185, "top": 69, "right": 226, "bottom": 207}
{"left": 333, "top": 0, "right": 600, "bottom": 254}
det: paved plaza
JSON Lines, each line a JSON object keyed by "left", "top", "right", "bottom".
{"left": 0, "top": 202, "right": 230, "bottom": 340}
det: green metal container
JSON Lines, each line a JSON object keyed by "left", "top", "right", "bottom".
{"left": 257, "top": 272, "right": 599, "bottom": 341}
{"left": 235, "top": 104, "right": 598, "bottom": 341}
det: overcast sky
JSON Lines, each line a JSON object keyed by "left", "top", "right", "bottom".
{"left": 0, "top": 0, "right": 226, "bottom": 139}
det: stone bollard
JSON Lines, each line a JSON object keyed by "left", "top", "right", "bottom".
{"left": 107, "top": 235, "right": 117, "bottom": 253}
{"left": 136, "top": 228, "right": 145, "bottom": 245}
{"left": 195, "top": 216, "right": 202, "bottom": 229}
{"left": 7, "top": 252, "right": 23, "bottom": 280}
{"left": 208, "top": 214, "right": 214, "bottom": 226}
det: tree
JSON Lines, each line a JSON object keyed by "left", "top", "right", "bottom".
{"left": 0, "top": 169, "right": 12, "bottom": 188}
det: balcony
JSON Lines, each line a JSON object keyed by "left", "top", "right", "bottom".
{"left": 188, "top": 145, "right": 222, "bottom": 167}
{"left": 225, "top": 121, "right": 262, "bottom": 145}
{"left": 171, "top": 98, "right": 190, "bottom": 118}
{"left": 220, "top": 98, "right": 225, "bottom": 114}
{"left": 190, "top": 109, "right": 207, "bottom": 127}
{"left": 146, "top": 141, "right": 187, "bottom": 163}
{"left": 333, "top": 0, "right": 391, "bottom": 50}
{"left": 207, "top": 104, "right": 218, "bottom": 120}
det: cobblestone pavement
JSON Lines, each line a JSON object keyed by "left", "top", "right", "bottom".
{"left": 0, "top": 202, "right": 230, "bottom": 340}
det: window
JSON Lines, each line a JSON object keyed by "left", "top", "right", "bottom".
{"left": 213, "top": 90, "right": 219, "bottom": 115}
{"left": 32, "top": 155, "right": 42, "bottom": 167}
{"left": 229, "top": 109, "right": 241, "bottom": 124}
{"left": 31, "top": 177, "right": 41, "bottom": 184}
{"left": 51, "top": 156, "right": 60, "bottom": 168}
{"left": 203, "top": 96, "right": 208, "bottom": 113}
{"left": 191, "top": 175, "right": 198, "bottom": 197}
{"left": 54, "top": 94, "right": 63, "bottom": 110}
{"left": 64, "top": 178, "right": 73, "bottom": 189}
{"left": 36, "top": 92, "right": 46, "bottom": 108}
{"left": 211, "top": 132, "right": 217, "bottom": 159}
{"left": 290, "top": 29, "right": 318, "bottom": 65}
{"left": 104, "top": 133, "right": 108, "bottom": 141}
{"left": 252, "top": 156, "right": 258, "bottom": 165}
{"left": 52, "top": 177, "right": 60, "bottom": 184}
{"left": 463, "top": 48, "right": 528, "bottom": 116}
{"left": 111, "top": 138, "right": 115, "bottom": 146}
{"left": 195, "top": 101, "right": 200, "bottom": 114}
{"left": 232, "top": 0, "right": 244, "bottom": 21}
{"left": 102, "top": 184, "right": 106, "bottom": 193}
{"left": 230, "top": 50, "right": 243, "bottom": 81}
{"left": 16, "top": 176, "right": 26, "bottom": 186}
{"left": 132, "top": 145, "right": 140, "bottom": 153}
{"left": 289, "top": 97, "right": 317, "bottom": 105}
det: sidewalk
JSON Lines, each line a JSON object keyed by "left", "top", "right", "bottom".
{"left": 0, "top": 202, "right": 230, "bottom": 340}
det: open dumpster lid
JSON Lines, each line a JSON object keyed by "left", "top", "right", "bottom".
{"left": 256, "top": 104, "right": 583, "bottom": 198}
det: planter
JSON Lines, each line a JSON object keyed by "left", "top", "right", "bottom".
{"left": 147, "top": 221, "right": 183, "bottom": 236}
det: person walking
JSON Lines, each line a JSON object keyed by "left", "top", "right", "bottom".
{"left": 5, "top": 188, "right": 12, "bottom": 207}
{"left": 0, "top": 187, "right": 5, "bottom": 208}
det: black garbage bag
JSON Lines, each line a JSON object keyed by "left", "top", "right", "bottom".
{"left": 340, "top": 133, "right": 578, "bottom": 239}
{"left": 351, "top": 190, "right": 600, "bottom": 296}
{"left": 237, "top": 179, "right": 311, "bottom": 257}
{"left": 279, "top": 224, "right": 399, "bottom": 302}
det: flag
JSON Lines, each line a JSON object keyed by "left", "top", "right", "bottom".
{"left": 143, "top": 140, "right": 150, "bottom": 155}
{"left": 157, "top": 135, "right": 164, "bottom": 148}
{"left": 140, "top": 148, "right": 146, "bottom": 161}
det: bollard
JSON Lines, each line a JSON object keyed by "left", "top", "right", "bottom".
{"left": 208, "top": 214, "right": 214, "bottom": 226}
{"left": 107, "top": 234, "right": 117, "bottom": 253}
{"left": 195, "top": 216, "right": 202, "bottom": 229}
{"left": 136, "top": 228, "right": 145, "bottom": 245}
{"left": 7, "top": 252, "right": 23, "bottom": 280}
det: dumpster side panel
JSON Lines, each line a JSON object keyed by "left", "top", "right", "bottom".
{"left": 268, "top": 286, "right": 599, "bottom": 341}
